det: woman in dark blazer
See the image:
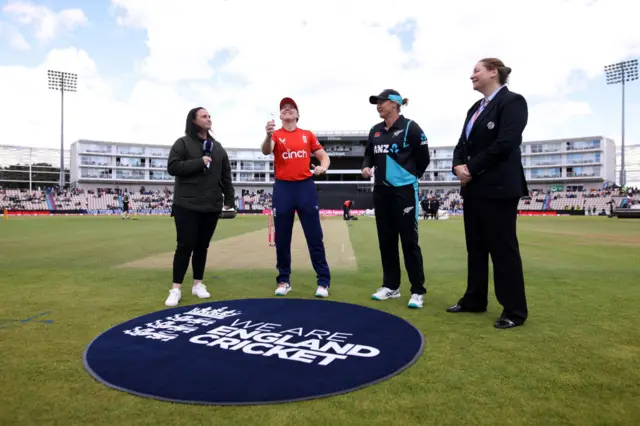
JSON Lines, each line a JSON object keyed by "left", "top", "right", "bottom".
{"left": 448, "top": 58, "right": 529, "bottom": 329}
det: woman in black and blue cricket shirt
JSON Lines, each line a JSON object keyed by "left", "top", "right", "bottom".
{"left": 362, "top": 89, "right": 431, "bottom": 309}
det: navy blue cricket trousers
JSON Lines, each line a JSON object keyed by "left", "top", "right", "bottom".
{"left": 272, "top": 178, "right": 331, "bottom": 287}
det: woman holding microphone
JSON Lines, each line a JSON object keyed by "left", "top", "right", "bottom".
{"left": 362, "top": 89, "right": 431, "bottom": 309}
{"left": 164, "top": 106, "right": 235, "bottom": 307}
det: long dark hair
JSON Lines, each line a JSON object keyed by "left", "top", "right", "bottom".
{"left": 185, "top": 107, "right": 214, "bottom": 139}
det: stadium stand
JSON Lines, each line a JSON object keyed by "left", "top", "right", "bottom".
{"left": 1, "top": 186, "right": 638, "bottom": 216}
{"left": 2, "top": 138, "right": 639, "bottom": 217}
{"left": 0, "top": 186, "right": 273, "bottom": 215}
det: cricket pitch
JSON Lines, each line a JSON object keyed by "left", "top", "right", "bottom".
{"left": 118, "top": 218, "right": 357, "bottom": 271}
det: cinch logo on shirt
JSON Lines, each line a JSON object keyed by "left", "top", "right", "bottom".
{"left": 282, "top": 149, "right": 309, "bottom": 160}
{"left": 272, "top": 127, "right": 323, "bottom": 181}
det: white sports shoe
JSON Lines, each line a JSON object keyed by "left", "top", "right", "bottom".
{"left": 408, "top": 294, "right": 424, "bottom": 309}
{"left": 165, "top": 288, "right": 182, "bottom": 307}
{"left": 371, "top": 287, "right": 401, "bottom": 301}
{"left": 315, "top": 286, "right": 329, "bottom": 298}
{"left": 275, "top": 283, "right": 291, "bottom": 296}
{"left": 192, "top": 283, "right": 211, "bottom": 299}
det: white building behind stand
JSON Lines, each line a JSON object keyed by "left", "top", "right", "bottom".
{"left": 68, "top": 135, "right": 617, "bottom": 194}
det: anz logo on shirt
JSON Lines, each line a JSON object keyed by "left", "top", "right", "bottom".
{"left": 374, "top": 143, "right": 400, "bottom": 154}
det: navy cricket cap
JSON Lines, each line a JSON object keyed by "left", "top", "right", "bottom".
{"left": 369, "top": 89, "right": 403, "bottom": 105}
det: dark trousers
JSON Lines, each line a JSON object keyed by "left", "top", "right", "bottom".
{"left": 272, "top": 178, "right": 330, "bottom": 287}
{"left": 459, "top": 196, "right": 528, "bottom": 321}
{"left": 343, "top": 207, "right": 351, "bottom": 220}
{"left": 373, "top": 183, "right": 426, "bottom": 295}
{"left": 171, "top": 204, "right": 220, "bottom": 284}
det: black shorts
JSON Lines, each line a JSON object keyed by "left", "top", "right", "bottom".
{"left": 123, "top": 204, "right": 129, "bottom": 212}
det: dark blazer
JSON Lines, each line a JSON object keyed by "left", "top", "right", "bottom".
{"left": 167, "top": 134, "right": 235, "bottom": 213}
{"left": 452, "top": 87, "right": 529, "bottom": 200}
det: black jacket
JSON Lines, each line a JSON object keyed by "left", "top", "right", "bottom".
{"left": 167, "top": 134, "right": 235, "bottom": 212}
{"left": 452, "top": 87, "right": 529, "bottom": 200}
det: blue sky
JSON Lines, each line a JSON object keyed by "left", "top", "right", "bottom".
{"left": 0, "top": 0, "right": 639, "bottom": 185}
{"left": 2, "top": 0, "right": 638, "bottom": 142}
{"left": 0, "top": 0, "right": 147, "bottom": 101}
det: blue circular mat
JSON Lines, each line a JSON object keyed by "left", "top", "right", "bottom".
{"left": 83, "top": 298, "right": 424, "bottom": 405}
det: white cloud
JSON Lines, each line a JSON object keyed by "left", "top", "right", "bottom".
{"left": 527, "top": 100, "right": 593, "bottom": 140}
{"left": 8, "top": 29, "right": 28, "bottom": 50}
{"left": 0, "top": 21, "right": 29, "bottom": 50}
{"left": 2, "top": 1, "right": 88, "bottom": 43}
{"left": 0, "top": 0, "right": 639, "bottom": 155}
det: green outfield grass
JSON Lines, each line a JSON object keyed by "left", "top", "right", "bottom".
{"left": 0, "top": 214, "right": 639, "bottom": 425}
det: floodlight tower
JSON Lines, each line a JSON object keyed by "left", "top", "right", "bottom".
{"left": 604, "top": 59, "right": 638, "bottom": 188}
{"left": 47, "top": 70, "right": 78, "bottom": 189}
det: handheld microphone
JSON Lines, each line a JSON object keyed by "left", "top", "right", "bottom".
{"left": 203, "top": 140, "right": 213, "bottom": 169}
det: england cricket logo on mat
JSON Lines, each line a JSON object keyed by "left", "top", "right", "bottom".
{"left": 121, "top": 304, "right": 380, "bottom": 366}
{"left": 83, "top": 298, "right": 424, "bottom": 405}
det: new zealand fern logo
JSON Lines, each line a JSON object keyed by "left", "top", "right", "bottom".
{"left": 389, "top": 144, "right": 399, "bottom": 153}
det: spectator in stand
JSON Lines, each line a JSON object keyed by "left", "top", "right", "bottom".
{"left": 164, "top": 106, "right": 235, "bottom": 307}
{"left": 449, "top": 58, "right": 529, "bottom": 329}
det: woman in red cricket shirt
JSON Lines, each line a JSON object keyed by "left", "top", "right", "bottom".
{"left": 260, "top": 97, "right": 332, "bottom": 298}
